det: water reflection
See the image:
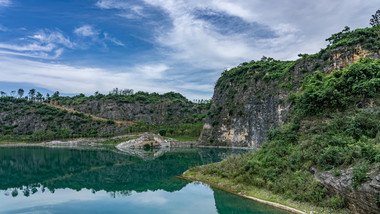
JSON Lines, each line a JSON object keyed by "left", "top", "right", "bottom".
{"left": 0, "top": 147, "right": 290, "bottom": 214}
{"left": 0, "top": 147, "right": 242, "bottom": 196}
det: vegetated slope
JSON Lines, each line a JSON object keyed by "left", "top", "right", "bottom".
{"left": 50, "top": 91, "right": 210, "bottom": 125}
{"left": 199, "top": 26, "right": 380, "bottom": 148}
{"left": 0, "top": 97, "right": 126, "bottom": 142}
{"left": 192, "top": 26, "right": 380, "bottom": 213}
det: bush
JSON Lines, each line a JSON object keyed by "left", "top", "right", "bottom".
{"left": 352, "top": 163, "right": 370, "bottom": 189}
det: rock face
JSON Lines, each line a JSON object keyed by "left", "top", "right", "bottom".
{"left": 315, "top": 168, "right": 380, "bottom": 214}
{"left": 116, "top": 133, "right": 167, "bottom": 149}
{"left": 64, "top": 101, "right": 207, "bottom": 124}
{"left": 199, "top": 46, "right": 380, "bottom": 148}
{"left": 329, "top": 45, "right": 380, "bottom": 71}
{"left": 0, "top": 98, "right": 126, "bottom": 137}
{"left": 199, "top": 79, "right": 292, "bottom": 148}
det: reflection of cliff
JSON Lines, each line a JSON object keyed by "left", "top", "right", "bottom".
{"left": 0, "top": 147, "right": 243, "bottom": 197}
{"left": 212, "top": 188, "right": 291, "bottom": 214}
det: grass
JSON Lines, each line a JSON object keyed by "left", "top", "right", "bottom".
{"left": 165, "top": 136, "right": 198, "bottom": 141}
{"left": 184, "top": 170, "right": 351, "bottom": 214}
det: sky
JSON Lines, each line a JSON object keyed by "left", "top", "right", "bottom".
{"left": 0, "top": 0, "right": 377, "bottom": 100}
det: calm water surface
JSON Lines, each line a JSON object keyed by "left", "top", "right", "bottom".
{"left": 0, "top": 147, "right": 290, "bottom": 214}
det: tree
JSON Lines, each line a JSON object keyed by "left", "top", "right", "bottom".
{"left": 10, "top": 90, "right": 16, "bottom": 97}
{"left": 370, "top": 9, "right": 380, "bottom": 26}
{"left": 52, "top": 91, "right": 60, "bottom": 99}
{"left": 28, "top": 89, "right": 36, "bottom": 101}
{"left": 17, "top": 88, "right": 24, "bottom": 98}
{"left": 0, "top": 91, "right": 6, "bottom": 97}
{"left": 36, "top": 92, "right": 43, "bottom": 102}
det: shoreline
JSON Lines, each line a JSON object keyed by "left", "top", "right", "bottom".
{"left": 179, "top": 172, "right": 307, "bottom": 214}
{"left": 0, "top": 141, "right": 254, "bottom": 150}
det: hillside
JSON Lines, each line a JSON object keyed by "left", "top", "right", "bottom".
{"left": 199, "top": 26, "right": 380, "bottom": 148}
{"left": 0, "top": 91, "right": 210, "bottom": 142}
{"left": 0, "top": 97, "right": 127, "bottom": 142}
{"left": 191, "top": 26, "right": 380, "bottom": 213}
{"left": 49, "top": 91, "right": 210, "bottom": 124}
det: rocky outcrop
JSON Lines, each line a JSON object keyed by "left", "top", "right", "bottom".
{"left": 329, "top": 45, "right": 380, "bottom": 71}
{"left": 0, "top": 98, "right": 126, "bottom": 137}
{"left": 64, "top": 100, "right": 207, "bottom": 124}
{"left": 315, "top": 168, "right": 380, "bottom": 214}
{"left": 199, "top": 45, "right": 379, "bottom": 148}
{"left": 116, "top": 133, "right": 168, "bottom": 149}
{"left": 199, "top": 81, "right": 291, "bottom": 148}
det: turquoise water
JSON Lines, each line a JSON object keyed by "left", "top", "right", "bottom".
{"left": 0, "top": 147, "right": 290, "bottom": 214}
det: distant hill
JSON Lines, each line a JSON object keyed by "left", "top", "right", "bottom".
{"left": 0, "top": 91, "right": 210, "bottom": 142}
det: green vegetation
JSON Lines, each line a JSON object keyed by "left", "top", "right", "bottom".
{"left": 292, "top": 58, "right": 380, "bottom": 117}
{"left": 216, "top": 58, "right": 295, "bottom": 89}
{"left": 128, "top": 122, "right": 204, "bottom": 138}
{"left": 190, "top": 59, "right": 380, "bottom": 211}
{"left": 0, "top": 97, "right": 125, "bottom": 142}
{"left": 165, "top": 136, "right": 198, "bottom": 141}
{"left": 325, "top": 26, "right": 380, "bottom": 52}
{"left": 0, "top": 87, "right": 209, "bottom": 142}
{"left": 50, "top": 90, "right": 207, "bottom": 105}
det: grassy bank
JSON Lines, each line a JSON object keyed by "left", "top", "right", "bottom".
{"left": 183, "top": 169, "right": 350, "bottom": 214}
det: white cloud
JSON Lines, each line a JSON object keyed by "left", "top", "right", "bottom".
{"left": 0, "top": 56, "right": 197, "bottom": 97}
{"left": 103, "top": 33, "right": 124, "bottom": 46}
{"left": 96, "top": 0, "right": 130, "bottom": 10}
{"left": 74, "top": 25, "right": 98, "bottom": 37}
{"left": 0, "top": 0, "right": 11, "bottom": 7}
{"left": 96, "top": 0, "right": 146, "bottom": 19}
{"left": 140, "top": 0, "right": 377, "bottom": 67}
{"left": 0, "top": 30, "right": 74, "bottom": 59}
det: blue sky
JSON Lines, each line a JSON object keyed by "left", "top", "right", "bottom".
{"left": 0, "top": 0, "right": 377, "bottom": 100}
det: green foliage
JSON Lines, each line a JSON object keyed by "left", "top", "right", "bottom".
{"left": 370, "top": 9, "right": 380, "bottom": 26}
{"left": 195, "top": 58, "right": 380, "bottom": 209}
{"left": 325, "top": 26, "right": 380, "bottom": 52}
{"left": 352, "top": 163, "right": 370, "bottom": 189}
{"left": 158, "top": 129, "right": 167, "bottom": 136}
{"left": 0, "top": 97, "right": 123, "bottom": 142}
{"left": 51, "top": 91, "right": 192, "bottom": 105}
{"left": 127, "top": 123, "right": 204, "bottom": 138}
{"left": 293, "top": 59, "right": 380, "bottom": 116}
{"left": 328, "top": 196, "right": 347, "bottom": 209}
{"left": 216, "top": 59, "right": 295, "bottom": 89}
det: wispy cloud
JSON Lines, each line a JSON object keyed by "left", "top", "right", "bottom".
{"left": 74, "top": 25, "right": 124, "bottom": 47}
{"left": 96, "top": 0, "right": 145, "bottom": 19}
{"left": 0, "top": 29, "right": 74, "bottom": 59}
{"left": 74, "top": 25, "right": 98, "bottom": 37}
{"left": 103, "top": 33, "right": 124, "bottom": 46}
{"left": 0, "top": 0, "right": 11, "bottom": 7}
{"left": 107, "top": 0, "right": 376, "bottom": 69}
{"left": 0, "top": 24, "right": 7, "bottom": 31}
{"left": 0, "top": 55, "right": 205, "bottom": 97}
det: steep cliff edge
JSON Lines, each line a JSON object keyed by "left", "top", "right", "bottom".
{"left": 192, "top": 26, "right": 380, "bottom": 213}
{"left": 199, "top": 27, "right": 380, "bottom": 148}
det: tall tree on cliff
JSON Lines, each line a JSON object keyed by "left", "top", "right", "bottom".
{"left": 17, "top": 88, "right": 24, "bottom": 99}
{"left": 370, "top": 9, "right": 380, "bottom": 26}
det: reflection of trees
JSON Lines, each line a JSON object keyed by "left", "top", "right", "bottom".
{"left": 0, "top": 147, "right": 243, "bottom": 198}
{"left": 212, "top": 188, "right": 290, "bottom": 214}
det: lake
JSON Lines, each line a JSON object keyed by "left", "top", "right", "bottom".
{"left": 0, "top": 147, "right": 290, "bottom": 214}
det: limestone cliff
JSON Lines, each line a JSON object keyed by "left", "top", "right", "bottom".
{"left": 64, "top": 100, "right": 207, "bottom": 124}
{"left": 199, "top": 45, "right": 379, "bottom": 148}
